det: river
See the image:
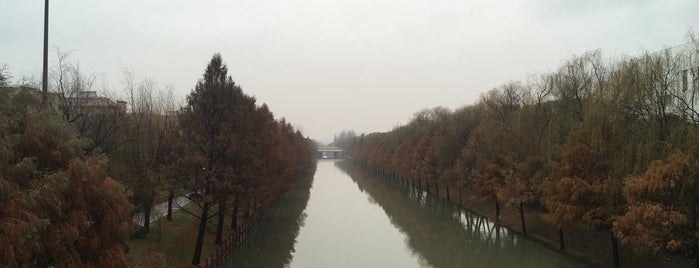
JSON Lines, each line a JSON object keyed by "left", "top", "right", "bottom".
{"left": 223, "top": 160, "right": 584, "bottom": 268}
{"left": 134, "top": 195, "right": 190, "bottom": 226}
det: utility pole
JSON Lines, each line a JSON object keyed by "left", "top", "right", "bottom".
{"left": 42, "top": 0, "right": 49, "bottom": 106}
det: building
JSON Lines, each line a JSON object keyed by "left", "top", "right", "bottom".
{"left": 66, "top": 91, "right": 127, "bottom": 113}
{"left": 645, "top": 40, "right": 699, "bottom": 121}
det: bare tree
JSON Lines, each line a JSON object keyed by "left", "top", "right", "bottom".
{"left": 551, "top": 53, "right": 596, "bottom": 122}
{"left": 115, "top": 73, "right": 177, "bottom": 234}
{"left": 51, "top": 47, "right": 101, "bottom": 122}
{"left": 16, "top": 74, "right": 41, "bottom": 89}
{"left": 0, "top": 64, "right": 11, "bottom": 87}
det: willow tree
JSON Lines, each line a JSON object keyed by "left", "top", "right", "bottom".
{"left": 468, "top": 86, "right": 523, "bottom": 222}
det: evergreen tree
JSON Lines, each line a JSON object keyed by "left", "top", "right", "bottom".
{"left": 0, "top": 88, "right": 133, "bottom": 267}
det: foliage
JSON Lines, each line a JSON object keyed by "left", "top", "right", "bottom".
{"left": 614, "top": 150, "right": 699, "bottom": 255}
{"left": 0, "top": 88, "right": 133, "bottom": 267}
{"left": 347, "top": 35, "right": 699, "bottom": 262}
{"left": 1, "top": 51, "right": 315, "bottom": 266}
{"left": 173, "top": 53, "right": 316, "bottom": 265}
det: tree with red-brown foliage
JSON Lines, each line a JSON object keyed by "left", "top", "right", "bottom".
{"left": 614, "top": 150, "right": 699, "bottom": 265}
{"left": 0, "top": 88, "right": 133, "bottom": 267}
{"left": 345, "top": 36, "right": 699, "bottom": 267}
{"left": 545, "top": 124, "right": 626, "bottom": 266}
{"left": 472, "top": 161, "right": 506, "bottom": 222}
{"left": 174, "top": 53, "right": 316, "bottom": 265}
{"left": 174, "top": 53, "right": 250, "bottom": 265}
{"left": 497, "top": 156, "right": 543, "bottom": 234}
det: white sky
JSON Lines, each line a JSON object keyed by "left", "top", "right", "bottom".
{"left": 1, "top": 0, "right": 697, "bottom": 143}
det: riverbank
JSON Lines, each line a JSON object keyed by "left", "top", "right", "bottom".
{"left": 126, "top": 203, "right": 234, "bottom": 267}
{"left": 128, "top": 170, "right": 318, "bottom": 267}
{"left": 425, "top": 182, "right": 695, "bottom": 268}
{"left": 127, "top": 204, "right": 216, "bottom": 268}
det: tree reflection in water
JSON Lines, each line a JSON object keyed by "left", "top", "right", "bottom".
{"left": 223, "top": 168, "right": 315, "bottom": 267}
{"left": 336, "top": 161, "right": 583, "bottom": 268}
{"left": 224, "top": 161, "right": 581, "bottom": 268}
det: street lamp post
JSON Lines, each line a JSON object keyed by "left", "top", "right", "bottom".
{"left": 42, "top": 0, "right": 49, "bottom": 105}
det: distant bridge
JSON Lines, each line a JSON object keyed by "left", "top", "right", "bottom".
{"left": 317, "top": 147, "right": 345, "bottom": 159}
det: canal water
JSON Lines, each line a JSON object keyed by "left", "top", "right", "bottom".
{"left": 134, "top": 196, "right": 190, "bottom": 226}
{"left": 223, "top": 160, "right": 584, "bottom": 268}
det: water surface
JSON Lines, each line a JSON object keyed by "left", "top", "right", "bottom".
{"left": 224, "top": 161, "right": 584, "bottom": 268}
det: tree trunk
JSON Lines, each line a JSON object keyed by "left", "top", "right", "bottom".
{"left": 558, "top": 227, "right": 566, "bottom": 251}
{"left": 694, "top": 235, "right": 698, "bottom": 268}
{"left": 215, "top": 201, "right": 226, "bottom": 244}
{"left": 231, "top": 198, "right": 238, "bottom": 229}
{"left": 692, "top": 199, "right": 698, "bottom": 268}
{"left": 611, "top": 230, "right": 620, "bottom": 268}
{"left": 166, "top": 191, "right": 174, "bottom": 220}
{"left": 434, "top": 181, "right": 439, "bottom": 196}
{"left": 143, "top": 206, "right": 151, "bottom": 233}
{"left": 459, "top": 188, "right": 462, "bottom": 206}
{"left": 519, "top": 202, "right": 527, "bottom": 234}
{"left": 425, "top": 179, "right": 430, "bottom": 193}
{"left": 446, "top": 184, "right": 450, "bottom": 202}
{"left": 246, "top": 199, "right": 253, "bottom": 219}
{"left": 495, "top": 224, "right": 500, "bottom": 240}
{"left": 495, "top": 201, "right": 500, "bottom": 222}
{"left": 191, "top": 202, "right": 210, "bottom": 265}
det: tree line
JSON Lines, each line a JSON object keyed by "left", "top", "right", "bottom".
{"left": 0, "top": 53, "right": 316, "bottom": 266}
{"left": 345, "top": 37, "right": 699, "bottom": 267}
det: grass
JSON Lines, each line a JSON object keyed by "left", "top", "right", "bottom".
{"left": 126, "top": 203, "right": 237, "bottom": 268}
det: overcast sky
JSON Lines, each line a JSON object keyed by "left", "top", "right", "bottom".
{"left": 1, "top": 0, "right": 697, "bottom": 143}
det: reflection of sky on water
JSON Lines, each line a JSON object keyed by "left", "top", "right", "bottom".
{"left": 289, "top": 162, "right": 423, "bottom": 268}
{"left": 225, "top": 161, "right": 584, "bottom": 268}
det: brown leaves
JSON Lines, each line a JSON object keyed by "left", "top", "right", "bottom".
{"left": 543, "top": 125, "right": 626, "bottom": 231}
{"left": 470, "top": 161, "right": 506, "bottom": 204}
{"left": 614, "top": 150, "right": 699, "bottom": 255}
{"left": 614, "top": 203, "right": 686, "bottom": 254}
{"left": 341, "top": 40, "right": 699, "bottom": 261}
{"left": 173, "top": 54, "right": 317, "bottom": 265}
{"left": 497, "top": 156, "right": 543, "bottom": 207}
{"left": 624, "top": 151, "right": 691, "bottom": 204}
{"left": 0, "top": 92, "right": 133, "bottom": 267}
{"left": 545, "top": 177, "right": 593, "bottom": 227}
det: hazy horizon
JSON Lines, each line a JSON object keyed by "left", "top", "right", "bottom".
{"left": 2, "top": 0, "right": 697, "bottom": 143}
